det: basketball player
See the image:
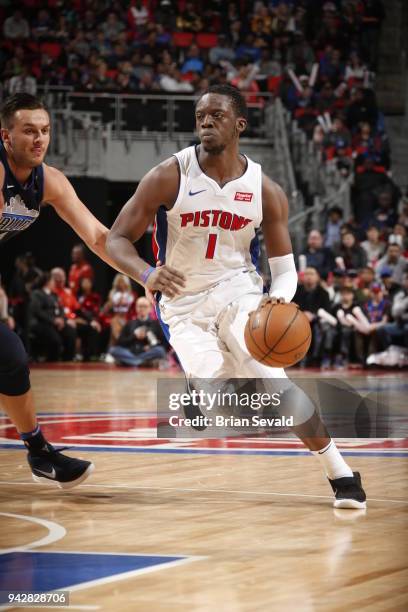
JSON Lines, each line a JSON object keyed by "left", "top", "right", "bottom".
{"left": 0, "top": 93, "right": 120, "bottom": 488}
{"left": 107, "top": 85, "right": 366, "bottom": 508}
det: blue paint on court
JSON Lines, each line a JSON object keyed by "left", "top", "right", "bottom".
{"left": 0, "top": 443, "right": 407, "bottom": 457}
{"left": 0, "top": 551, "right": 185, "bottom": 601}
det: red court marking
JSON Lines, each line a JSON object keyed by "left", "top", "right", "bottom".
{"left": 1, "top": 415, "right": 407, "bottom": 451}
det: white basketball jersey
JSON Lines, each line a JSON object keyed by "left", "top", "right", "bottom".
{"left": 153, "top": 145, "right": 263, "bottom": 297}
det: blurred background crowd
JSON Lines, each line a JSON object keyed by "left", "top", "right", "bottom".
{"left": 0, "top": 0, "right": 407, "bottom": 368}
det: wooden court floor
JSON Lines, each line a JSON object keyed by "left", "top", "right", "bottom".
{"left": 0, "top": 366, "right": 407, "bottom": 612}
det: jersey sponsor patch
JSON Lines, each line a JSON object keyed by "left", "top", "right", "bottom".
{"left": 234, "top": 192, "right": 253, "bottom": 202}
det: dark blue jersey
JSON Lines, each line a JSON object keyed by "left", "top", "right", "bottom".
{"left": 0, "top": 141, "right": 44, "bottom": 244}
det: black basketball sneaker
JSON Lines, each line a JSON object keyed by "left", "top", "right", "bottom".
{"left": 27, "top": 443, "right": 94, "bottom": 489}
{"left": 329, "top": 471, "right": 367, "bottom": 509}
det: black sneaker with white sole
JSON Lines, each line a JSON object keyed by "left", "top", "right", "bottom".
{"left": 27, "top": 443, "right": 94, "bottom": 490}
{"left": 329, "top": 471, "right": 367, "bottom": 509}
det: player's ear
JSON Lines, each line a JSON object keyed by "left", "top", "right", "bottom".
{"left": 236, "top": 118, "right": 247, "bottom": 135}
{"left": 0, "top": 128, "right": 9, "bottom": 145}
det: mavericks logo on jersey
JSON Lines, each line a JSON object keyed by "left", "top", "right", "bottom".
{"left": 180, "top": 210, "right": 252, "bottom": 231}
{"left": 0, "top": 193, "right": 40, "bottom": 240}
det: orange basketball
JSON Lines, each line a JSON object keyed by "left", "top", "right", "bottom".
{"left": 244, "top": 301, "right": 312, "bottom": 368}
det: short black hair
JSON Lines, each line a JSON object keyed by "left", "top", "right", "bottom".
{"left": 197, "top": 84, "right": 248, "bottom": 120}
{"left": 0, "top": 93, "right": 48, "bottom": 129}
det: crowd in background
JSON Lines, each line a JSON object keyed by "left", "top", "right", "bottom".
{"left": 1, "top": 0, "right": 407, "bottom": 367}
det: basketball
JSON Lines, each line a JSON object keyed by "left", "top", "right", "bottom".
{"left": 245, "top": 301, "right": 312, "bottom": 367}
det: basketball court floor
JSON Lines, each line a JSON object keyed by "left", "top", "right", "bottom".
{"left": 0, "top": 365, "right": 407, "bottom": 611}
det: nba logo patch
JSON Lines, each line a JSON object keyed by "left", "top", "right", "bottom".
{"left": 234, "top": 192, "right": 253, "bottom": 202}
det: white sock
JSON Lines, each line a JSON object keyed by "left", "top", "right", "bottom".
{"left": 312, "top": 439, "right": 353, "bottom": 480}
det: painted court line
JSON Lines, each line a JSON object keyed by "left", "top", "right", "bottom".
{"left": 0, "top": 480, "right": 406, "bottom": 505}
{"left": 0, "top": 512, "right": 66, "bottom": 554}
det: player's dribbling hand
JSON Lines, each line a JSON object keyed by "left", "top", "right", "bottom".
{"left": 145, "top": 262, "right": 186, "bottom": 298}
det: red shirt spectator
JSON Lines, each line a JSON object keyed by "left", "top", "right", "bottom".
{"left": 68, "top": 243, "right": 94, "bottom": 295}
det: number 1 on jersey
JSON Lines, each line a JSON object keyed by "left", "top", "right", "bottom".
{"left": 205, "top": 233, "right": 217, "bottom": 259}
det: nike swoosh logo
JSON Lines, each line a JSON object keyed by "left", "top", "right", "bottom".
{"left": 189, "top": 189, "right": 207, "bottom": 196}
{"left": 6, "top": 185, "right": 14, "bottom": 189}
{"left": 36, "top": 467, "right": 56, "bottom": 479}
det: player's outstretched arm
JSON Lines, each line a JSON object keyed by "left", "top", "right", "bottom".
{"left": 43, "top": 165, "right": 121, "bottom": 272}
{"left": 262, "top": 175, "right": 298, "bottom": 303}
{"left": 106, "top": 158, "right": 186, "bottom": 298}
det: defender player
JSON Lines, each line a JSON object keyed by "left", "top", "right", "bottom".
{"left": 0, "top": 93, "right": 119, "bottom": 488}
{"left": 107, "top": 85, "right": 366, "bottom": 508}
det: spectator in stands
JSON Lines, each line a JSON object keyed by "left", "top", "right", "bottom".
{"left": 68, "top": 243, "right": 95, "bottom": 296}
{"left": 358, "top": 266, "right": 376, "bottom": 301}
{"left": 3, "top": 9, "right": 30, "bottom": 41}
{"left": 108, "top": 297, "right": 167, "bottom": 367}
{"left": 352, "top": 153, "right": 391, "bottom": 224}
{"left": 102, "top": 273, "right": 136, "bottom": 347}
{"left": 371, "top": 189, "right": 398, "bottom": 231}
{"left": 361, "top": 224, "right": 385, "bottom": 266}
{"left": 32, "top": 9, "right": 55, "bottom": 42}
{"left": 359, "top": 282, "right": 390, "bottom": 358}
{"left": 301, "top": 230, "right": 335, "bottom": 280}
{"left": 159, "top": 64, "right": 194, "bottom": 92}
{"left": 51, "top": 267, "right": 101, "bottom": 361}
{"left": 176, "top": 3, "right": 203, "bottom": 32}
{"left": 360, "top": 0, "right": 386, "bottom": 70}
{"left": 28, "top": 273, "right": 76, "bottom": 362}
{"left": 346, "top": 87, "right": 378, "bottom": 129}
{"left": 181, "top": 44, "right": 204, "bottom": 75}
{"left": 376, "top": 272, "right": 408, "bottom": 348}
{"left": 380, "top": 267, "right": 401, "bottom": 301}
{"left": 336, "top": 231, "right": 367, "bottom": 270}
{"left": 376, "top": 243, "right": 407, "bottom": 285}
{"left": 294, "top": 267, "right": 332, "bottom": 366}
{"left": 8, "top": 66, "right": 37, "bottom": 97}
{"left": 101, "top": 12, "right": 126, "bottom": 42}
{"left": 332, "top": 286, "right": 360, "bottom": 367}
{"left": 324, "top": 206, "right": 344, "bottom": 249}
{"left": 209, "top": 35, "right": 235, "bottom": 66}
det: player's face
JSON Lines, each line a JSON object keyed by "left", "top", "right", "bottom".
{"left": 195, "top": 94, "right": 246, "bottom": 155}
{"left": 2, "top": 109, "right": 50, "bottom": 168}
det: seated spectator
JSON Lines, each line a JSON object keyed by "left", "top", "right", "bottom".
{"left": 3, "top": 9, "right": 30, "bottom": 40}
{"left": 324, "top": 206, "right": 344, "bottom": 249}
{"left": 159, "top": 65, "right": 194, "bottom": 92}
{"left": 376, "top": 272, "right": 408, "bottom": 348}
{"left": 51, "top": 268, "right": 101, "bottom": 362}
{"left": 209, "top": 35, "right": 235, "bottom": 66}
{"left": 293, "top": 267, "right": 332, "bottom": 366}
{"left": 346, "top": 86, "right": 378, "bottom": 130}
{"left": 32, "top": 9, "right": 55, "bottom": 41}
{"left": 300, "top": 230, "right": 335, "bottom": 280}
{"left": 358, "top": 266, "right": 376, "bottom": 301}
{"left": 8, "top": 65, "right": 38, "bottom": 96}
{"left": 335, "top": 231, "right": 367, "bottom": 270}
{"left": 371, "top": 189, "right": 398, "bottom": 231}
{"left": 68, "top": 243, "right": 95, "bottom": 296}
{"left": 358, "top": 282, "right": 391, "bottom": 358}
{"left": 376, "top": 242, "right": 407, "bottom": 285}
{"left": 176, "top": 2, "right": 203, "bottom": 32}
{"left": 332, "top": 286, "right": 361, "bottom": 367}
{"left": 380, "top": 267, "right": 401, "bottom": 301}
{"left": 108, "top": 297, "right": 167, "bottom": 367}
{"left": 28, "top": 273, "right": 76, "bottom": 362}
{"left": 101, "top": 12, "right": 126, "bottom": 42}
{"left": 361, "top": 224, "right": 385, "bottom": 267}
{"left": 102, "top": 274, "right": 136, "bottom": 347}
{"left": 181, "top": 44, "right": 204, "bottom": 75}
{"left": 352, "top": 153, "right": 391, "bottom": 224}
